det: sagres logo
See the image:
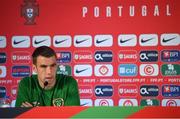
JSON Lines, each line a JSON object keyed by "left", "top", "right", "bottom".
{"left": 53, "top": 35, "right": 72, "bottom": 48}
{"left": 139, "top": 34, "right": 158, "bottom": 46}
{"left": 12, "top": 36, "right": 30, "bottom": 48}
{"left": 32, "top": 36, "right": 51, "bottom": 47}
{"left": 95, "top": 51, "right": 113, "bottom": 62}
{"left": 12, "top": 51, "right": 31, "bottom": 64}
{"left": 21, "top": 0, "right": 39, "bottom": 25}
{"left": 0, "top": 36, "right": 6, "bottom": 48}
{"left": 57, "top": 65, "right": 71, "bottom": 75}
{"left": 95, "top": 99, "right": 113, "bottom": 106}
{"left": 161, "top": 64, "right": 180, "bottom": 76}
{"left": 140, "top": 50, "right": 158, "bottom": 62}
{"left": 95, "top": 64, "right": 113, "bottom": 76}
{"left": 56, "top": 52, "right": 71, "bottom": 63}
{"left": 94, "top": 35, "right": 113, "bottom": 47}
{"left": 95, "top": 85, "right": 113, "bottom": 97}
{"left": 74, "top": 64, "right": 92, "bottom": 77}
{"left": 118, "top": 34, "right": 137, "bottom": 47}
{"left": 118, "top": 50, "right": 137, "bottom": 63}
{"left": 118, "top": 85, "right": 138, "bottom": 97}
{"left": 118, "top": 64, "right": 137, "bottom": 76}
{"left": 162, "top": 85, "right": 179, "bottom": 97}
{"left": 0, "top": 86, "right": 6, "bottom": 98}
{"left": 80, "top": 99, "right": 93, "bottom": 106}
{"left": 140, "top": 99, "right": 159, "bottom": 106}
{"left": 161, "top": 33, "right": 180, "bottom": 46}
{"left": 162, "top": 99, "right": 180, "bottom": 106}
{"left": 74, "top": 35, "right": 92, "bottom": 47}
{"left": 0, "top": 52, "right": 6, "bottom": 63}
{"left": 140, "top": 85, "right": 159, "bottom": 97}
{"left": 79, "top": 85, "right": 93, "bottom": 98}
{"left": 119, "top": 99, "right": 138, "bottom": 106}
{"left": 140, "top": 64, "right": 159, "bottom": 76}
{"left": 12, "top": 65, "right": 30, "bottom": 77}
{"left": 0, "top": 66, "right": 6, "bottom": 78}
{"left": 161, "top": 50, "right": 180, "bottom": 62}
{"left": 74, "top": 51, "right": 93, "bottom": 63}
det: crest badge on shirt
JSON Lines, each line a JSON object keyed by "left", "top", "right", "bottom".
{"left": 53, "top": 98, "right": 64, "bottom": 106}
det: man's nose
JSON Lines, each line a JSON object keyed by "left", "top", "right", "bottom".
{"left": 46, "top": 67, "right": 52, "bottom": 74}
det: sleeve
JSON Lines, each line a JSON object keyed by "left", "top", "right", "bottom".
{"left": 64, "top": 76, "right": 80, "bottom": 106}
{"left": 15, "top": 78, "right": 31, "bottom": 107}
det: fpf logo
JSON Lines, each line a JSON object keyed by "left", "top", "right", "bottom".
{"left": 161, "top": 50, "right": 180, "bottom": 62}
{"left": 56, "top": 52, "right": 71, "bottom": 63}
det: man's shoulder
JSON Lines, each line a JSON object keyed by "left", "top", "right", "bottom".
{"left": 57, "top": 74, "right": 77, "bottom": 83}
{"left": 19, "top": 75, "right": 37, "bottom": 85}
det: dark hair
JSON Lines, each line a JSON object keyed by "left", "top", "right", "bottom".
{"left": 32, "top": 46, "right": 56, "bottom": 65}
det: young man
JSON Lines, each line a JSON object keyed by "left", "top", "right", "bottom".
{"left": 15, "top": 46, "right": 80, "bottom": 107}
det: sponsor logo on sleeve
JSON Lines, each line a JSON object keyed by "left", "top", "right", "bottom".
{"left": 94, "top": 35, "right": 113, "bottom": 47}
{"left": 94, "top": 64, "right": 113, "bottom": 76}
{"left": 162, "top": 99, "right": 180, "bottom": 106}
{"left": 53, "top": 35, "right": 72, "bottom": 47}
{"left": 162, "top": 85, "right": 179, "bottom": 97}
{"left": 161, "top": 50, "right": 180, "bottom": 62}
{"left": 32, "top": 36, "right": 51, "bottom": 47}
{"left": 94, "top": 51, "right": 113, "bottom": 62}
{"left": 140, "top": 51, "right": 158, "bottom": 62}
{"left": 56, "top": 52, "right": 71, "bottom": 63}
{"left": 161, "top": 33, "right": 180, "bottom": 46}
{"left": 140, "top": 85, "right": 159, "bottom": 97}
{"left": 118, "top": 34, "right": 137, "bottom": 47}
{"left": 118, "top": 50, "right": 137, "bottom": 63}
{"left": 161, "top": 64, "right": 180, "bottom": 76}
{"left": 140, "top": 64, "right": 159, "bottom": 76}
{"left": 74, "top": 64, "right": 92, "bottom": 77}
{"left": 119, "top": 99, "right": 138, "bottom": 106}
{"left": 0, "top": 66, "right": 6, "bottom": 78}
{"left": 140, "top": 99, "right": 159, "bottom": 106}
{"left": 80, "top": 99, "right": 93, "bottom": 106}
{"left": 95, "top": 85, "right": 113, "bottom": 97}
{"left": 139, "top": 34, "right": 158, "bottom": 46}
{"left": 12, "top": 65, "right": 30, "bottom": 77}
{"left": 74, "top": 35, "right": 92, "bottom": 47}
{"left": 94, "top": 99, "right": 114, "bottom": 106}
{"left": 0, "top": 53, "right": 6, "bottom": 63}
{"left": 0, "top": 36, "right": 6, "bottom": 48}
{"left": 118, "top": 64, "right": 137, "bottom": 76}
{"left": 12, "top": 36, "right": 30, "bottom": 48}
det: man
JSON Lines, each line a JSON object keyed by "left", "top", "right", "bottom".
{"left": 15, "top": 46, "right": 80, "bottom": 107}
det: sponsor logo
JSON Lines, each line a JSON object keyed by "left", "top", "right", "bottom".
{"left": 162, "top": 85, "right": 179, "bottom": 97}
{"left": 95, "top": 85, "right": 113, "bottom": 97}
{"left": 140, "top": 64, "right": 159, "bottom": 76}
{"left": 53, "top": 35, "right": 72, "bottom": 47}
{"left": 0, "top": 53, "right": 6, "bottom": 63}
{"left": 119, "top": 99, "right": 138, "bottom": 106}
{"left": 57, "top": 65, "right": 71, "bottom": 75}
{"left": 11, "top": 86, "right": 17, "bottom": 98}
{"left": 118, "top": 64, "right": 137, "bottom": 76}
{"left": 94, "top": 35, "right": 113, "bottom": 47}
{"left": 80, "top": 99, "right": 93, "bottom": 106}
{"left": 162, "top": 99, "right": 180, "bottom": 106}
{"left": 94, "top": 64, "right": 113, "bottom": 76}
{"left": 118, "top": 34, "right": 137, "bottom": 47}
{"left": 0, "top": 36, "right": 6, "bottom": 48}
{"left": 140, "top": 85, "right": 159, "bottom": 97}
{"left": 95, "top": 51, "right": 113, "bottom": 62}
{"left": 74, "top": 35, "right": 92, "bottom": 47}
{"left": 118, "top": 85, "right": 138, "bottom": 97}
{"left": 140, "top": 99, "right": 159, "bottom": 106}
{"left": 12, "top": 36, "right": 30, "bottom": 48}
{"left": 56, "top": 52, "right": 71, "bottom": 63}
{"left": 0, "top": 66, "right": 6, "bottom": 78}
{"left": 74, "top": 64, "right": 92, "bottom": 77}
{"left": 161, "top": 50, "right": 180, "bottom": 62}
{"left": 118, "top": 50, "right": 137, "bottom": 63}
{"left": 139, "top": 34, "right": 158, "bottom": 46}
{"left": 21, "top": 0, "right": 39, "bottom": 25}
{"left": 12, "top": 66, "right": 30, "bottom": 77}
{"left": 74, "top": 51, "right": 93, "bottom": 63}
{"left": 32, "top": 36, "right": 51, "bottom": 47}
{"left": 12, "top": 51, "right": 31, "bottom": 64}
{"left": 161, "top": 33, "right": 180, "bottom": 46}
{"left": 94, "top": 99, "right": 113, "bottom": 106}
{"left": 79, "top": 85, "right": 93, "bottom": 98}
{"left": 0, "top": 87, "right": 6, "bottom": 98}
{"left": 161, "top": 64, "right": 180, "bottom": 76}
{"left": 140, "top": 51, "right": 158, "bottom": 62}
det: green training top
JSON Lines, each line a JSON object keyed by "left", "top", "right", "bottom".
{"left": 15, "top": 74, "right": 80, "bottom": 107}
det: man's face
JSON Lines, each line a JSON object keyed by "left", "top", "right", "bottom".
{"left": 33, "top": 55, "right": 57, "bottom": 88}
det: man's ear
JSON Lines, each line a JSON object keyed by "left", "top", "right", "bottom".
{"left": 32, "top": 64, "right": 37, "bottom": 73}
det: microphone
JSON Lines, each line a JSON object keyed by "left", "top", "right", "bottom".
{"left": 35, "top": 80, "right": 48, "bottom": 107}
